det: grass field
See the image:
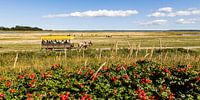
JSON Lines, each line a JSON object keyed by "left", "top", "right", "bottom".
{"left": 0, "top": 31, "right": 200, "bottom": 74}
{"left": 0, "top": 31, "right": 200, "bottom": 99}
{"left": 0, "top": 31, "right": 200, "bottom": 52}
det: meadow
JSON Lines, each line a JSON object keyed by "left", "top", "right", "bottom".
{"left": 0, "top": 31, "right": 200, "bottom": 99}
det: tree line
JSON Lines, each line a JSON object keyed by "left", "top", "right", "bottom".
{"left": 0, "top": 26, "right": 43, "bottom": 31}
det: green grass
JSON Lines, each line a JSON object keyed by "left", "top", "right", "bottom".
{"left": 0, "top": 48, "right": 199, "bottom": 79}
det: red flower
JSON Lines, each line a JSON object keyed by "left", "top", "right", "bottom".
{"left": 6, "top": 81, "right": 12, "bottom": 87}
{"left": 117, "top": 64, "right": 121, "bottom": 67}
{"left": 79, "top": 84, "right": 84, "bottom": 88}
{"left": 27, "top": 97, "right": 32, "bottom": 100}
{"left": 0, "top": 94, "right": 4, "bottom": 98}
{"left": 92, "top": 76, "right": 96, "bottom": 82}
{"left": 61, "top": 94, "right": 66, "bottom": 100}
{"left": 41, "top": 73, "right": 45, "bottom": 78}
{"left": 123, "top": 74, "right": 129, "bottom": 79}
{"left": 90, "top": 70, "right": 93, "bottom": 74}
{"left": 81, "top": 94, "right": 92, "bottom": 100}
{"left": 168, "top": 93, "right": 175, "bottom": 100}
{"left": 81, "top": 96, "right": 87, "bottom": 100}
{"left": 18, "top": 75, "right": 24, "bottom": 79}
{"left": 28, "top": 84, "right": 33, "bottom": 87}
{"left": 60, "top": 92, "right": 70, "bottom": 100}
{"left": 27, "top": 93, "right": 32, "bottom": 97}
{"left": 135, "top": 89, "right": 146, "bottom": 100}
{"left": 140, "top": 78, "right": 151, "bottom": 84}
{"left": 148, "top": 94, "right": 159, "bottom": 100}
{"left": 85, "top": 72, "right": 89, "bottom": 76}
{"left": 82, "top": 66, "right": 86, "bottom": 70}
{"left": 162, "top": 85, "right": 167, "bottom": 90}
{"left": 79, "top": 71, "right": 83, "bottom": 75}
{"left": 88, "top": 97, "right": 92, "bottom": 100}
{"left": 102, "top": 66, "right": 108, "bottom": 71}
{"left": 163, "top": 68, "right": 170, "bottom": 73}
{"left": 116, "top": 67, "right": 121, "bottom": 71}
{"left": 9, "top": 89, "right": 17, "bottom": 93}
{"left": 31, "top": 79, "right": 36, "bottom": 83}
{"left": 177, "top": 68, "right": 187, "bottom": 72}
{"left": 111, "top": 76, "right": 118, "bottom": 82}
{"left": 29, "top": 73, "right": 35, "bottom": 79}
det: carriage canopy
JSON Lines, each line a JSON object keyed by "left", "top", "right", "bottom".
{"left": 41, "top": 35, "right": 75, "bottom": 40}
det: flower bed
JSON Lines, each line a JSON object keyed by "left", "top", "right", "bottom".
{"left": 0, "top": 60, "right": 199, "bottom": 100}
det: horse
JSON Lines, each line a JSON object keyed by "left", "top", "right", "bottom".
{"left": 78, "top": 41, "right": 93, "bottom": 49}
{"left": 106, "top": 35, "right": 112, "bottom": 38}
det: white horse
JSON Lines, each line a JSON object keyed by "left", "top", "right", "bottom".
{"left": 78, "top": 41, "right": 93, "bottom": 49}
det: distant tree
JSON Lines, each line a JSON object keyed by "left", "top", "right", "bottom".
{"left": 0, "top": 26, "right": 43, "bottom": 31}
{"left": 0, "top": 27, "right": 10, "bottom": 31}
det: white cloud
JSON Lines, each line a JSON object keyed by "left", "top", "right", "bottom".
{"left": 176, "top": 18, "right": 197, "bottom": 24}
{"left": 140, "top": 19, "right": 168, "bottom": 26}
{"left": 148, "top": 12, "right": 166, "bottom": 17}
{"left": 158, "top": 7, "right": 173, "bottom": 12}
{"left": 149, "top": 7, "right": 200, "bottom": 17}
{"left": 43, "top": 10, "right": 138, "bottom": 18}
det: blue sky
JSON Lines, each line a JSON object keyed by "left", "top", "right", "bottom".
{"left": 0, "top": 0, "right": 200, "bottom": 30}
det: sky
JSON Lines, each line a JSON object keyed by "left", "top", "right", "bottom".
{"left": 0, "top": 0, "right": 200, "bottom": 30}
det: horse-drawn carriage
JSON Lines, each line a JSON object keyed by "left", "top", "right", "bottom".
{"left": 41, "top": 35, "right": 75, "bottom": 50}
{"left": 41, "top": 35, "right": 92, "bottom": 50}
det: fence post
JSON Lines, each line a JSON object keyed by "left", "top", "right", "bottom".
{"left": 13, "top": 53, "right": 19, "bottom": 68}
